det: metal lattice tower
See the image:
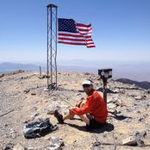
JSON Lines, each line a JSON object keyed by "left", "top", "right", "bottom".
{"left": 47, "top": 4, "right": 58, "bottom": 89}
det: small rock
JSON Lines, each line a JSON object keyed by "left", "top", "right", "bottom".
{"left": 0, "top": 74, "right": 4, "bottom": 78}
{"left": 73, "top": 140, "right": 76, "bottom": 143}
{"left": 103, "top": 132, "right": 107, "bottom": 138}
{"left": 13, "top": 70, "right": 25, "bottom": 74}
{"left": 23, "top": 120, "right": 30, "bottom": 124}
{"left": 24, "top": 89, "right": 30, "bottom": 94}
{"left": 10, "top": 129, "right": 18, "bottom": 139}
{"left": 76, "top": 93, "right": 81, "bottom": 96}
{"left": 122, "top": 137, "right": 137, "bottom": 146}
{"left": 135, "top": 131, "right": 147, "bottom": 139}
{"left": 31, "top": 107, "right": 38, "bottom": 111}
{"left": 84, "top": 72, "right": 90, "bottom": 75}
{"left": 134, "top": 96, "right": 143, "bottom": 100}
{"left": 30, "top": 112, "right": 40, "bottom": 119}
{"left": 44, "top": 88, "right": 49, "bottom": 92}
{"left": 38, "top": 75, "right": 47, "bottom": 79}
{"left": 5, "top": 124, "right": 8, "bottom": 127}
{"left": 108, "top": 103, "right": 116, "bottom": 110}
{"left": 143, "top": 114, "right": 148, "bottom": 118}
{"left": 113, "top": 88, "right": 120, "bottom": 93}
{"left": 31, "top": 92, "right": 36, "bottom": 95}
{"left": 136, "top": 138, "right": 145, "bottom": 147}
{"left": 123, "top": 131, "right": 146, "bottom": 147}
{"left": 147, "top": 89, "right": 150, "bottom": 94}
{"left": 137, "top": 110, "right": 141, "bottom": 113}
{"left": 138, "top": 117, "right": 144, "bottom": 122}
{"left": 92, "top": 142, "right": 101, "bottom": 150}
{"left": 13, "top": 143, "right": 25, "bottom": 150}
{"left": 48, "top": 137, "right": 64, "bottom": 150}
{"left": 115, "top": 99, "right": 121, "bottom": 106}
{"left": 4, "top": 143, "right": 14, "bottom": 150}
{"left": 126, "top": 107, "right": 132, "bottom": 112}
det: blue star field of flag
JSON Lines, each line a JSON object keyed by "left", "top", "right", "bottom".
{"left": 58, "top": 18, "right": 77, "bottom": 33}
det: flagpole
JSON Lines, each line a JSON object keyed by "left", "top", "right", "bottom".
{"left": 55, "top": 6, "right": 58, "bottom": 87}
{"left": 46, "top": 4, "right": 58, "bottom": 90}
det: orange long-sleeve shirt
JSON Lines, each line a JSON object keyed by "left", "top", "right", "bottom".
{"left": 71, "top": 89, "right": 108, "bottom": 123}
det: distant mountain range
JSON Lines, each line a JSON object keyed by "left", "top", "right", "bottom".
{"left": 116, "top": 78, "right": 150, "bottom": 90}
{"left": 0, "top": 62, "right": 150, "bottom": 89}
{"left": 0, "top": 62, "right": 95, "bottom": 73}
{"left": 0, "top": 62, "right": 38, "bottom": 73}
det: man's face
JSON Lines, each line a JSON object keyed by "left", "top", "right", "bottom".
{"left": 83, "top": 84, "right": 93, "bottom": 94}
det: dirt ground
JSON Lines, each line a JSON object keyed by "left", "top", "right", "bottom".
{"left": 0, "top": 71, "right": 150, "bottom": 150}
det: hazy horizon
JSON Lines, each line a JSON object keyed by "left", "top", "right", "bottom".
{"left": 0, "top": 60, "right": 150, "bottom": 82}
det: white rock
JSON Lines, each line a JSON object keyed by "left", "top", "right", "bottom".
{"left": 114, "top": 88, "right": 120, "bottom": 93}
{"left": 134, "top": 95, "right": 145, "bottom": 100}
{"left": 122, "top": 137, "right": 137, "bottom": 146}
{"left": 108, "top": 103, "right": 116, "bottom": 109}
{"left": 48, "top": 136, "right": 64, "bottom": 150}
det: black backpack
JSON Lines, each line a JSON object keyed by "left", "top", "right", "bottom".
{"left": 23, "top": 118, "right": 58, "bottom": 138}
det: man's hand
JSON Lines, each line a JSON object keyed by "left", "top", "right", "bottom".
{"left": 75, "top": 102, "right": 82, "bottom": 108}
{"left": 75, "top": 98, "right": 85, "bottom": 108}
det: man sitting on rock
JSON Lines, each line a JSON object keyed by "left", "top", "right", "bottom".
{"left": 54, "top": 79, "right": 108, "bottom": 130}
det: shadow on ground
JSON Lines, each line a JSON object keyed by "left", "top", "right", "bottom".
{"left": 67, "top": 122, "right": 114, "bottom": 133}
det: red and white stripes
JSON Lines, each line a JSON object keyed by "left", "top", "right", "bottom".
{"left": 58, "top": 23, "right": 95, "bottom": 48}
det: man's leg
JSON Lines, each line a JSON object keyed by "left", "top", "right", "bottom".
{"left": 64, "top": 109, "right": 90, "bottom": 125}
{"left": 63, "top": 110, "right": 75, "bottom": 121}
{"left": 54, "top": 109, "right": 90, "bottom": 125}
{"left": 54, "top": 109, "right": 75, "bottom": 123}
{"left": 78, "top": 115, "right": 90, "bottom": 125}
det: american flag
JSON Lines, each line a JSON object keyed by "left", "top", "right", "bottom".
{"left": 58, "top": 18, "right": 95, "bottom": 48}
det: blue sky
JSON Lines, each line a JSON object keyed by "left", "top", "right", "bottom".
{"left": 0, "top": 0, "right": 150, "bottom": 64}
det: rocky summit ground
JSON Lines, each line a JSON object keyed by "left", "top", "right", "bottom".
{"left": 0, "top": 71, "right": 150, "bottom": 150}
